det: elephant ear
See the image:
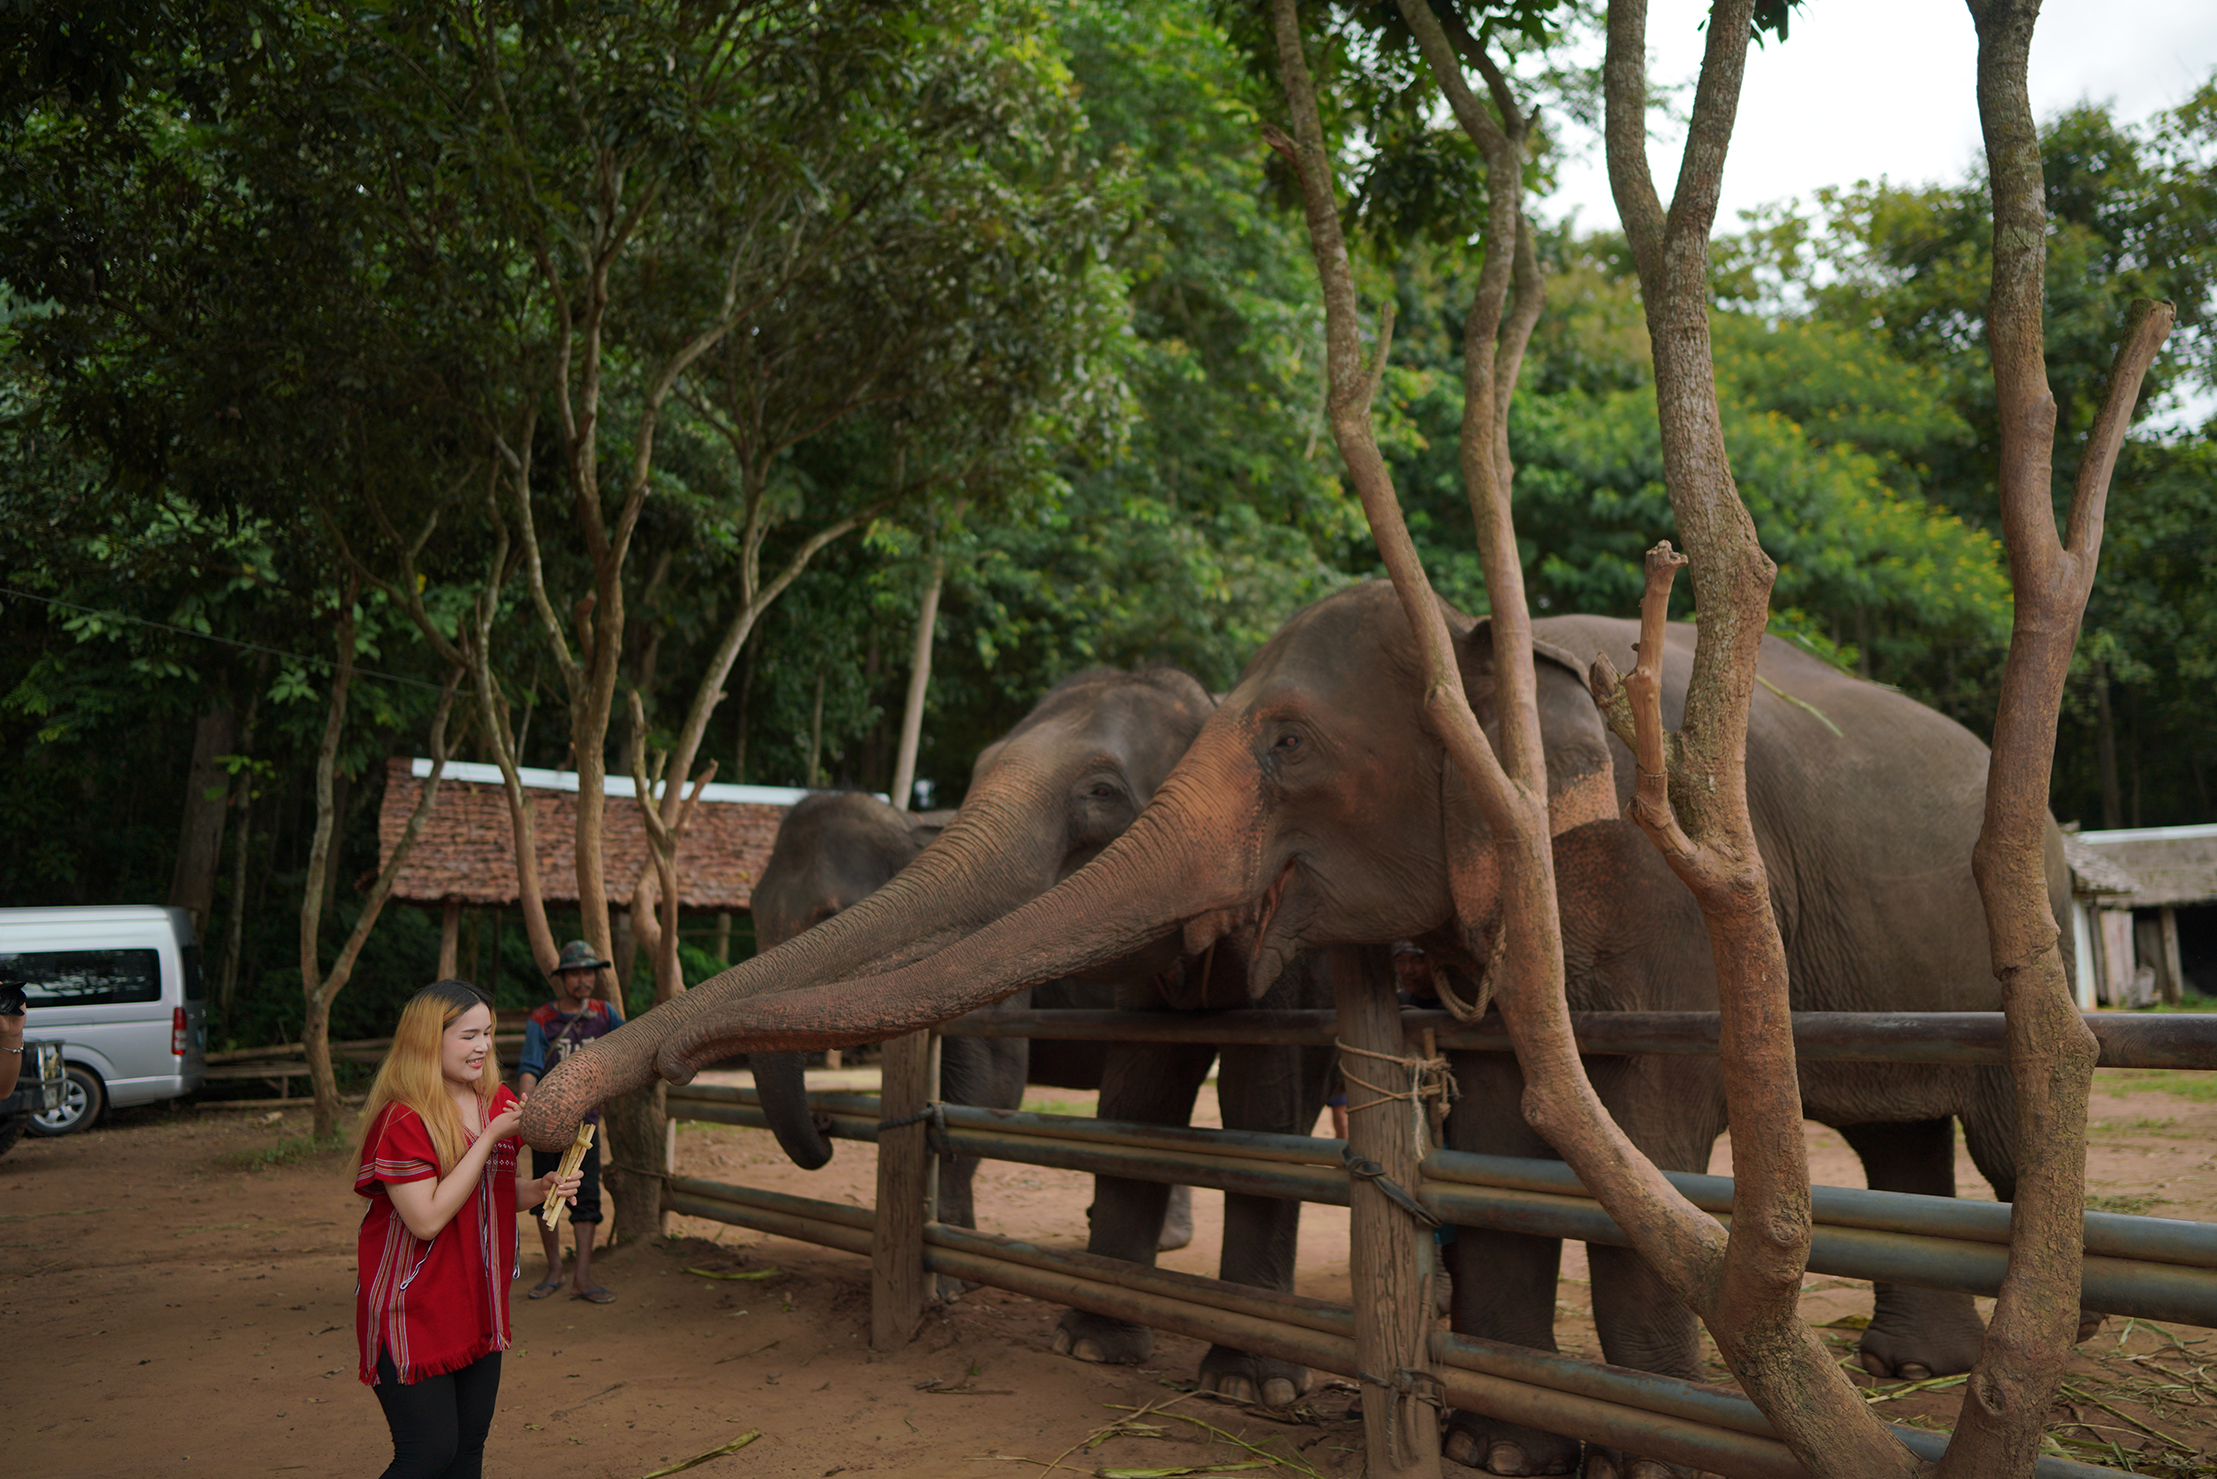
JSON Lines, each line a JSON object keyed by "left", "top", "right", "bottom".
{"left": 1433, "top": 619, "right": 1623, "bottom": 1013}
{"left": 1455, "top": 618, "right": 1620, "bottom": 837}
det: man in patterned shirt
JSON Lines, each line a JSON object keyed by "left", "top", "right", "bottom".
{"left": 517, "top": 941, "right": 625, "bottom": 1303}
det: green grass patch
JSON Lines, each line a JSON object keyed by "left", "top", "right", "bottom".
{"left": 2089, "top": 1115, "right": 2185, "bottom": 1137}
{"left": 1020, "top": 1097, "right": 1093, "bottom": 1117}
{"left": 237, "top": 1132, "right": 352, "bottom": 1170}
{"left": 2092, "top": 1068, "right": 2217, "bottom": 1104}
{"left": 2085, "top": 1192, "right": 2168, "bottom": 1216}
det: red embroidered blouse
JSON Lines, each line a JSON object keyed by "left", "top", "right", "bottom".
{"left": 354, "top": 1085, "right": 520, "bottom": 1385}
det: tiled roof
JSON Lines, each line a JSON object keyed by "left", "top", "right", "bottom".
{"left": 376, "top": 757, "right": 790, "bottom": 909}
{"left": 2072, "top": 823, "right": 2217, "bottom": 909}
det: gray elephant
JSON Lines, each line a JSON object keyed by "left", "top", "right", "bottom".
{"left": 530, "top": 667, "right": 1332, "bottom": 1405}
{"left": 653, "top": 581, "right": 2077, "bottom": 1478}
{"left": 748, "top": 788, "right": 1194, "bottom": 1250}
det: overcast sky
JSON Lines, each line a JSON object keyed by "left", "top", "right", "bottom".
{"left": 1539, "top": 0, "right": 2217, "bottom": 232}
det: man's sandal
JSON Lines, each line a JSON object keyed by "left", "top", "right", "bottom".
{"left": 527, "top": 1279, "right": 564, "bottom": 1300}
{"left": 573, "top": 1286, "right": 616, "bottom": 1304}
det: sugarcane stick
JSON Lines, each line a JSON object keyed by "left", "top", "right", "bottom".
{"left": 540, "top": 1123, "right": 594, "bottom": 1229}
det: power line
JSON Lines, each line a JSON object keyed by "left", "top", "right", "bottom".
{"left": 1, "top": 584, "right": 453, "bottom": 694}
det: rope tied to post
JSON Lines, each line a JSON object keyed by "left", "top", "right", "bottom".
{"left": 1335, "top": 1036, "right": 1457, "bottom": 1126}
{"left": 879, "top": 1101, "right": 952, "bottom": 1157}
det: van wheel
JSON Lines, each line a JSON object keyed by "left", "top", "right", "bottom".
{"left": 29, "top": 1065, "right": 104, "bottom": 1137}
{"left": 0, "top": 1114, "right": 27, "bottom": 1158}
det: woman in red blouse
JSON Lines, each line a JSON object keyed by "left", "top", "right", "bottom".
{"left": 354, "top": 979, "right": 580, "bottom": 1479}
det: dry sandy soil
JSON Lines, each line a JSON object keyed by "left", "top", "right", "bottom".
{"left": 9, "top": 1066, "right": 2217, "bottom": 1478}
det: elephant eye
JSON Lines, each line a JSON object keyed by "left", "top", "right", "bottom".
{"left": 1087, "top": 782, "right": 1119, "bottom": 800}
{"left": 1274, "top": 731, "right": 1303, "bottom": 753}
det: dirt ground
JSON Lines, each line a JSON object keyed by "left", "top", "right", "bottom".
{"left": 9, "top": 1066, "right": 2217, "bottom": 1478}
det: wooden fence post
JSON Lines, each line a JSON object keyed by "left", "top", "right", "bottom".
{"left": 873, "top": 1030, "right": 936, "bottom": 1350}
{"left": 1332, "top": 946, "right": 1441, "bottom": 1476}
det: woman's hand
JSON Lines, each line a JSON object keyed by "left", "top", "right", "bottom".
{"left": 485, "top": 1104, "right": 523, "bottom": 1142}
{"left": 519, "top": 1166, "right": 584, "bottom": 1206}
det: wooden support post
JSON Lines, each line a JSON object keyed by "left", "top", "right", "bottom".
{"left": 2160, "top": 907, "right": 2185, "bottom": 1007}
{"left": 438, "top": 898, "right": 461, "bottom": 979}
{"left": 714, "top": 910, "right": 732, "bottom": 963}
{"left": 1332, "top": 946, "right": 1440, "bottom": 1477}
{"left": 873, "top": 1029, "right": 935, "bottom": 1351}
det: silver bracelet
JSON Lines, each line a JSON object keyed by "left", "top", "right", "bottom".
{"left": 3, "top": 1047, "right": 21, "bottom": 1055}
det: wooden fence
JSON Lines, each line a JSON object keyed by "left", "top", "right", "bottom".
{"left": 662, "top": 1007, "right": 2217, "bottom": 1479}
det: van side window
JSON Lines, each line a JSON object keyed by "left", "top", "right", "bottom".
{"left": 4, "top": 949, "right": 162, "bottom": 1006}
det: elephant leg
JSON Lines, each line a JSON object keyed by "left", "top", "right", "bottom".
{"left": 1838, "top": 1119, "right": 1991, "bottom": 1378}
{"left": 1441, "top": 1052, "right": 1584, "bottom": 1477}
{"left": 934, "top": 1037, "right": 1029, "bottom": 1299}
{"left": 1159, "top": 1184, "right": 1194, "bottom": 1252}
{"left": 1191, "top": 1040, "right": 1334, "bottom": 1406}
{"left": 1053, "top": 1036, "right": 1216, "bottom": 1367}
{"left": 1574, "top": 1061, "right": 1727, "bottom": 1479}
{"left": 1961, "top": 1086, "right": 2104, "bottom": 1345}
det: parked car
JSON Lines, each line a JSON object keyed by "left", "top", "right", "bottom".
{"left": 0, "top": 906, "right": 208, "bottom": 1134}
{"left": 0, "top": 1038, "right": 66, "bottom": 1157}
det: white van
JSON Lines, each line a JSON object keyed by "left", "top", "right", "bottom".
{"left": 0, "top": 906, "right": 208, "bottom": 1134}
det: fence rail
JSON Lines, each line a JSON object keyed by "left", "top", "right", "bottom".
{"left": 944, "top": 1007, "right": 2217, "bottom": 1068}
{"left": 665, "top": 1008, "right": 2217, "bottom": 1478}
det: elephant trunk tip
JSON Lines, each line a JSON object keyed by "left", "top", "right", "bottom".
{"left": 658, "top": 1043, "right": 701, "bottom": 1086}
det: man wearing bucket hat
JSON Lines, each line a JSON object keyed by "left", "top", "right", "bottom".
{"left": 517, "top": 941, "right": 624, "bottom": 1303}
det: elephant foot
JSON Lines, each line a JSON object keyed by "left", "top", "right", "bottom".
{"left": 934, "top": 1273, "right": 975, "bottom": 1303}
{"left": 1051, "top": 1308, "right": 1152, "bottom": 1365}
{"left": 1197, "top": 1346, "right": 1310, "bottom": 1408}
{"left": 1581, "top": 1446, "right": 1720, "bottom": 1479}
{"left": 1857, "top": 1287, "right": 1988, "bottom": 1380}
{"left": 1442, "top": 1409, "right": 1580, "bottom": 1475}
{"left": 2078, "top": 1309, "right": 2106, "bottom": 1344}
{"left": 1159, "top": 1185, "right": 1194, "bottom": 1252}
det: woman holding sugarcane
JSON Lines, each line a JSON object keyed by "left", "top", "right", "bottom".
{"left": 353, "top": 979, "right": 582, "bottom": 1479}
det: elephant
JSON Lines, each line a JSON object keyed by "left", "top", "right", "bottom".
{"left": 527, "top": 666, "right": 1332, "bottom": 1405}
{"left": 748, "top": 787, "right": 1194, "bottom": 1251}
{"left": 651, "top": 580, "right": 2076, "bottom": 1478}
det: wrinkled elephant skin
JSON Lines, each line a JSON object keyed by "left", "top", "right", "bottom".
{"left": 528, "top": 668, "right": 1325, "bottom": 1398}
{"left": 748, "top": 789, "right": 1195, "bottom": 1253}
{"left": 672, "top": 581, "right": 2073, "bottom": 1474}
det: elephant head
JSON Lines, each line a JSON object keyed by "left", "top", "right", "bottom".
{"left": 522, "top": 667, "right": 1215, "bottom": 1148}
{"left": 745, "top": 791, "right": 937, "bottom": 1169}
{"left": 603, "top": 581, "right": 1616, "bottom": 1064}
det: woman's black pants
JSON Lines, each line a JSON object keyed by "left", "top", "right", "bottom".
{"left": 373, "top": 1348, "right": 502, "bottom": 1479}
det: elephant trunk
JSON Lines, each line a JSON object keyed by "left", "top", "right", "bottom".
{"left": 750, "top": 1051, "right": 833, "bottom": 1169}
{"left": 522, "top": 766, "right": 1083, "bottom": 1150}
{"left": 676, "top": 746, "right": 1265, "bottom": 1053}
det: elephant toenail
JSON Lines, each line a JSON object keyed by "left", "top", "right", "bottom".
{"left": 1897, "top": 1363, "right": 1933, "bottom": 1381}
{"left": 1051, "top": 1328, "right": 1072, "bottom": 1356}
{"left": 1859, "top": 1352, "right": 1889, "bottom": 1377}
{"left": 1072, "top": 1339, "right": 1104, "bottom": 1362}
{"left": 1263, "top": 1378, "right": 1295, "bottom": 1405}
{"left": 1490, "top": 1442, "right": 1532, "bottom": 1474}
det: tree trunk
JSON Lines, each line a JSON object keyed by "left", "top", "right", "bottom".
{"left": 1937, "top": 3, "right": 2173, "bottom": 1470}
{"left": 300, "top": 601, "right": 464, "bottom": 1141}
{"left": 169, "top": 702, "right": 237, "bottom": 928}
{"left": 439, "top": 899, "right": 462, "bottom": 979}
{"left": 2092, "top": 659, "right": 2124, "bottom": 829}
{"left": 806, "top": 667, "right": 826, "bottom": 788}
{"left": 890, "top": 556, "right": 944, "bottom": 812}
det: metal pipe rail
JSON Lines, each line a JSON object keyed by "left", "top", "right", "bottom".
{"left": 666, "top": 1085, "right": 2217, "bottom": 1326}
{"left": 665, "top": 1173, "right": 2131, "bottom": 1479}
{"left": 940, "top": 1008, "right": 2217, "bottom": 1068}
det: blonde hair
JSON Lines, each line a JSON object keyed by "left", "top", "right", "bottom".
{"left": 355, "top": 979, "right": 501, "bottom": 1175}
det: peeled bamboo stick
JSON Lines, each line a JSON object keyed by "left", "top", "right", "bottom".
{"left": 540, "top": 1123, "right": 594, "bottom": 1228}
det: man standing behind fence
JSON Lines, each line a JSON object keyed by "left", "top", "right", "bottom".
{"left": 517, "top": 941, "right": 623, "bottom": 1304}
